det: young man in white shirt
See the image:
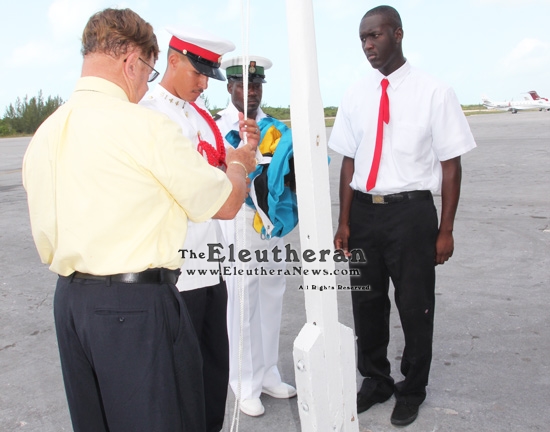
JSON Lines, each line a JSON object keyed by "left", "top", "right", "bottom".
{"left": 329, "top": 5, "right": 476, "bottom": 427}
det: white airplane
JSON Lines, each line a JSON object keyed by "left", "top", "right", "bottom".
{"left": 525, "top": 90, "right": 550, "bottom": 111}
{"left": 482, "top": 91, "right": 550, "bottom": 114}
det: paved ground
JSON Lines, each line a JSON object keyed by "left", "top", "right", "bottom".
{"left": 1, "top": 111, "right": 549, "bottom": 431}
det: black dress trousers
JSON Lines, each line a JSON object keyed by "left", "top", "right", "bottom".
{"left": 349, "top": 194, "right": 438, "bottom": 406}
{"left": 54, "top": 275, "right": 205, "bottom": 432}
{"left": 181, "top": 281, "right": 229, "bottom": 432}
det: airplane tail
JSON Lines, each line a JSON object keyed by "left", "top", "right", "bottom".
{"left": 527, "top": 90, "right": 548, "bottom": 101}
{"left": 527, "top": 90, "right": 541, "bottom": 100}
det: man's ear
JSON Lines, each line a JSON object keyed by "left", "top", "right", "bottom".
{"left": 227, "top": 82, "right": 233, "bottom": 93}
{"left": 168, "top": 51, "right": 181, "bottom": 69}
{"left": 395, "top": 27, "right": 404, "bottom": 43}
{"left": 123, "top": 51, "right": 140, "bottom": 80}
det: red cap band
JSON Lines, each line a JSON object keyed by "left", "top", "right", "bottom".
{"left": 169, "top": 36, "right": 220, "bottom": 63}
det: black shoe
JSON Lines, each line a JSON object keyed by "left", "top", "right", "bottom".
{"left": 357, "top": 393, "right": 391, "bottom": 414}
{"left": 391, "top": 401, "right": 419, "bottom": 426}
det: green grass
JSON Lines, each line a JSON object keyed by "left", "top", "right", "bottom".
{"left": 461, "top": 104, "right": 485, "bottom": 111}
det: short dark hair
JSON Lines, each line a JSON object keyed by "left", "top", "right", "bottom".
{"left": 81, "top": 8, "right": 159, "bottom": 61}
{"left": 363, "top": 5, "right": 402, "bottom": 30}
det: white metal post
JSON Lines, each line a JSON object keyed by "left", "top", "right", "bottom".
{"left": 286, "top": 1, "right": 359, "bottom": 431}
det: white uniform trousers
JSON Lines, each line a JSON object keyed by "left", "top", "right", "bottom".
{"left": 225, "top": 206, "right": 287, "bottom": 401}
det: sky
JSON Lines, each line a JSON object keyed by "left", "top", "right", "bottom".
{"left": 1, "top": 0, "right": 550, "bottom": 113}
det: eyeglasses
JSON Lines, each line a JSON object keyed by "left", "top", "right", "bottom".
{"left": 123, "top": 57, "right": 160, "bottom": 82}
{"left": 138, "top": 57, "right": 160, "bottom": 82}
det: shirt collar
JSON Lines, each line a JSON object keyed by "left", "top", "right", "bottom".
{"left": 225, "top": 103, "right": 241, "bottom": 123}
{"left": 373, "top": 60, "right": 411, "bottom": 90}
{"left": 151, "top": 84, "right": 188, "bottom": 108}
{"left": 221, "top": 102, "right": 266, "bottom": 124}
{"left": 74, "top": 76, "right": 129, "bottom": 102}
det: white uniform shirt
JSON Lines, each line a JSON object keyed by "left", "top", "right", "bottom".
{"left": 140, "top": 85, "right": 224, "bottom": 291}
{"left": 215, "top": 102, "right": 266, "bottom": 248}
{"left": 329, "top": 61, "right": 476, "bottom": 195}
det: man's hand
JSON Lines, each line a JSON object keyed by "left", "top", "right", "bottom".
{"left": 222, "top": 112, "right": 259, "bottom": 175}
{"left": 238, "top": 112, "right": 261, "bottom": 148}
{"left": 212, "top": 114, "right": 259, "bottom": 220}
{"left": 225, "top": 145, "right": 257, "bottom": 177}
{"left": 435, "top": 229, "right": 454, "bottom": 265}
{"left": 334, "top": 224, "right": 351, "bottom": 257}
{"left": 334, "top": 156, "right": 355, "bottom": 257}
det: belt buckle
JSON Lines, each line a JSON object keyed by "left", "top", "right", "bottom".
{"left": 372, "top": 195, "right": 386, "bottom": 204}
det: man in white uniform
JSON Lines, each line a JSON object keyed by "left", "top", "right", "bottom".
{"left": 140, "top": 28, "right": 261, "bottom": 432}
{"left": 216, "top": 56, "right": 298, "bottom": 417}
{"left": 329, "top": 5, "right": 476, "bottom": 427}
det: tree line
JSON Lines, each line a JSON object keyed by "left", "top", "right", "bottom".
{"left": 0, "top": 90, "right": 480, "bottom": 138}
{"left": 0, "top": 91, "right": 64, "bottom": 137}
{"left": 0, "top": 91, "right": 344, "bottom": 138}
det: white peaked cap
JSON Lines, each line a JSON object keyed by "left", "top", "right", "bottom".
{"left": 221, "top": 55, "right": 273, "bottom": 71}
{"left": 166, "top": 25, "right": 235, "bottom": 80}
{"left": 221, "top": 55, "right": 273, "bottom": 83}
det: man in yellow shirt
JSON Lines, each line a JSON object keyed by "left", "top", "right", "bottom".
{"left": 22, "top": 8, "right": 258, "bottom": 432}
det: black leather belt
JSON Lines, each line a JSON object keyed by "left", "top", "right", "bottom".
{"left": 72, "top": 268, "right": 180, "bottom": 285}
{"left": 354, "top": 190, "right": 432, "bottom": 204}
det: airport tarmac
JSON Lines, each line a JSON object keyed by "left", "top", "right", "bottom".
{"left": 1, "top": 111, "right": 549, "bottom": 431}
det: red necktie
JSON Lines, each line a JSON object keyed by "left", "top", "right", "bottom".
{"left": 366, "top": 78, "right": 390, "bottom": 191}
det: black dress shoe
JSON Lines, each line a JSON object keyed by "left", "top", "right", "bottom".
{"left": 390, "top": 401, "right": 419, "bottom": 426}
{"left": 357, "top": 393, "right": 391, "bottom": 414}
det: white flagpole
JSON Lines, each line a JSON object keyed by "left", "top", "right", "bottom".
{"left": 285, "top": 1, "right": 359, "bottom": 431}
{"left": 229, "top": 2, "right": 251, "bottom": 431}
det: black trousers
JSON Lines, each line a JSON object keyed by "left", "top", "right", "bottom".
{"left": 181, "top": 281, "right": 229, "bottom": 432}
{"left": 349, "top": 194, "right": 438, "bottom": 406}
{"left": 54, "top": 275, "right": 205, "bottom": 432}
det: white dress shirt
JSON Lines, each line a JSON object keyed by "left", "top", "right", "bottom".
{"left": 329, "top": 61, "right": 476, "bottom": 195}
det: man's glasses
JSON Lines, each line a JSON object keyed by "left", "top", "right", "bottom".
{"left": 138, "top": 57, "right": 160, "bottom": 83}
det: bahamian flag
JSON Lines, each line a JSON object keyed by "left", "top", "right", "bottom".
{"left": 225, "top": 116, "right": 298, "bottom": 238}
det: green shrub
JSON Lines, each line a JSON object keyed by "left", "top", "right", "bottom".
{"left": 324, "top": 106, "right": 338, "bottom": 117}
{"left": 0, "top": 119, "right": 14, "bottom": 137}
{"left": 262, "top": 105, "right": 290, "bottom": 120}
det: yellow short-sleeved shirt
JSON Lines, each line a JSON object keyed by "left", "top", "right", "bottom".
{"left": 22, "top": 76, "right": 232, "bottom": 276}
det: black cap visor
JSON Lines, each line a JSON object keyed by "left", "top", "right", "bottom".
{"left": 228, "top": 74, "right": 266, "bottom": 84}
{"left": 171, "top": 46, "right": 225, "bottom": 81}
